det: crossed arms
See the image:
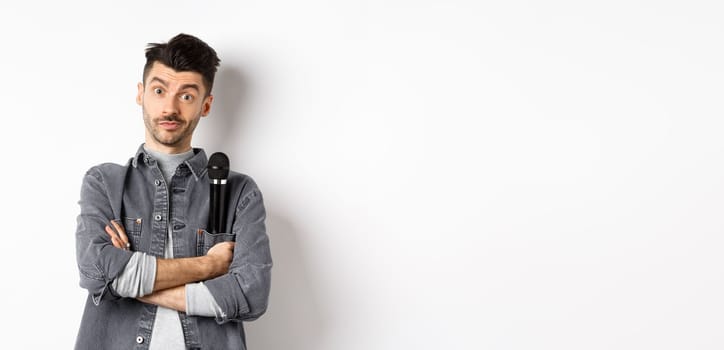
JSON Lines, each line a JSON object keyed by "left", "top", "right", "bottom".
{"left": 75, "top": 166, "right": 272, "bottom": 323}
{"left": 104, "top": 219, "right": 234, "bottom": 311}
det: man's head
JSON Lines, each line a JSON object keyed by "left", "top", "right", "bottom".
{"left": 137, "top": 34, "right": 221, "bottom": 154}
{"left": 143, "top": 33, "right": 220, "bottom": 96}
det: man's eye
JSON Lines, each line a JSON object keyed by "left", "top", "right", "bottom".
{"left": 181, "top": 94, "right": 193, "bottom": 101}
{"left": 154, "top": 88, "right": 163, "bottom": 94}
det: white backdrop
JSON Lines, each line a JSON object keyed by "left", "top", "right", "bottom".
{"left": 1, "top": 1, "right": 723, "bottom": 349}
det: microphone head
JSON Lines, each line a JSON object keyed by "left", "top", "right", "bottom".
{"left": 207, "top": 152, "right": 230, "bottom": 180}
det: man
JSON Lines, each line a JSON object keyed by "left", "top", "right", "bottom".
{"left": 74, "top": 33, "right": 272, "bottom": 350}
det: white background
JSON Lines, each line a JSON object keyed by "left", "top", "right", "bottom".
{"left": 1, "top": 1, "right": 723, "bottom": 349}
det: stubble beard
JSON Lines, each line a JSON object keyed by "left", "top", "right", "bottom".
{"left": 142, "top": 107, "right": 201, "bottom": 148}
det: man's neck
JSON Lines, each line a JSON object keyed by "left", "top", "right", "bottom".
{"left": 143, "top": 145, "right": 195, "bottom": 183}
{"left": 144, "top": 142, "right": 192, "bottom": 155}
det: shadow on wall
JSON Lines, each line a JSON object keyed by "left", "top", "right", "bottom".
{"left": 201, "top": 64, "right": 248, "bottom": 154}
{"left": 207, "top": 64, "right": 327, "bottom": 348}
{"left": 246, "top": 212, "right": 327, "bottom": 349}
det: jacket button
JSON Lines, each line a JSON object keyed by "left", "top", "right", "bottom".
{"left": 154, "top": 214, "right": 162, "bottom": 221}
{"left": 136, "top": 336, "right": 144, "bottom": 344}
{"left": 154, "top": 179, "right": 161, "bottom": 186}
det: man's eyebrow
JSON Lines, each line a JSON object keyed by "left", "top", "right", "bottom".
{"left": 148, "top": 77, "right": 200, "bottom": 93}
{"left": 148, "top": 76, "right": 168, "bottom": 86}
{"left": 179, "top": 83, "right": 200, "bottom": 92}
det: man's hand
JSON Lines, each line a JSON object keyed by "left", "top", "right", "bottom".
{"left": 105, "top": 220, "right": 130, "bottom": 250}
{"left": 205, "top": 241, "right": 235, "bottom": 277}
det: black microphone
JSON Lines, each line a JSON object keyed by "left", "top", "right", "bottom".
{"left": 207, "top": 152, "right": 229, "bottom": 233}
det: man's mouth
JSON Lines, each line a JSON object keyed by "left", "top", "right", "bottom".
{"left": 158, "top": 120, "right": 181, "bottom": 131}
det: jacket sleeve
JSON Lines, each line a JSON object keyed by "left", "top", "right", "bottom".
{"left": 203, "top": 177, "right": 273, "bottom": 323}
{"left": 75, "top": 166, "right": 134, "bottom": 305}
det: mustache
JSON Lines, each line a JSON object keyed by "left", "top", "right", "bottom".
{"left": 157, "top": 115, "right": 182, "bottom": 123}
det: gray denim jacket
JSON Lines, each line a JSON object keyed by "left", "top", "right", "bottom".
{"left": 74, "top": 145, "right": 272, "bottom": 350}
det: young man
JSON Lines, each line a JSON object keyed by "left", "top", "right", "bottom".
{"left": 74, "top": 33, "right": 272, "bottom": 350}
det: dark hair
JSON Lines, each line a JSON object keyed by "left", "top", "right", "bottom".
{"left": 143, "top": 33, "right": 221, "bottom": 96}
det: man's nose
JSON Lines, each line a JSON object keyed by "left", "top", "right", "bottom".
{"left": 161, "top": 95, "right": 180, "bottom": 117}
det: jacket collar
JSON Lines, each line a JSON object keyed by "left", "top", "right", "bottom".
{"left": 130, "top": 144, "right": 208, "bottom": 181}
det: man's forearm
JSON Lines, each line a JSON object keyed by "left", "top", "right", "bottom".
{"left": 138, "top": 285, "right": 186, "bottom": 311}
{"left": 139, "top": 282, "right": 223, "bottom": 316}
{"left": 153, "top": 255, "right": 222, "bottom": 291}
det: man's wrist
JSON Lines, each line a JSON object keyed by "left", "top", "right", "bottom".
{"left": 200, "top": 255, "right": 222, "bottom": 279}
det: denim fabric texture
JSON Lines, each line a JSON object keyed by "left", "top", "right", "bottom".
{"left": 74, "top": 145, "right": 272, "bottom": 350}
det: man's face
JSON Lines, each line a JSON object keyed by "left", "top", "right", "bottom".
{"left": 136, "top": 62, "right": 213, "bottom": 153}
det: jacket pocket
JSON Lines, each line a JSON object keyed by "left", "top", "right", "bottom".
{"left": 124, "top": 217, "right": 143, "bottom": 250}
{"left": 196, "top": 229, "right": 236, "bottom": 256}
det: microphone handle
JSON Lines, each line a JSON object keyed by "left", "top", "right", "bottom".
{"left": 209, "top": 180, "right": 227, "bottom": 233}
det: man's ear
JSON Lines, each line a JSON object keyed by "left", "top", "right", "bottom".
{"left": 136, "top": 83, "right": 144, "bottom": 105}
{"left": 201, "top": 94, "right": 214, "bottom": 116}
